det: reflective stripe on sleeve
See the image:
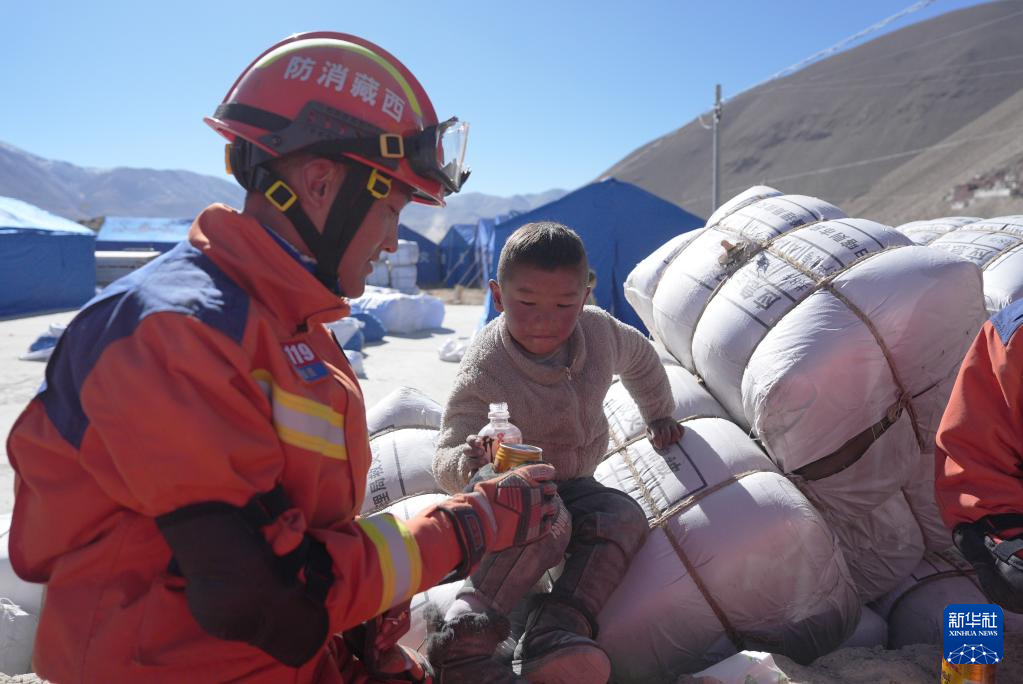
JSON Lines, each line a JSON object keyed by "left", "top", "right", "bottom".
{"left": 356, "top": 513, "right": 423, "bottom": 613}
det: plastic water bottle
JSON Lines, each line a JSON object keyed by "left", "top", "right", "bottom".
{"left": 477, "top": 402, "right": 522, "bottom": 464}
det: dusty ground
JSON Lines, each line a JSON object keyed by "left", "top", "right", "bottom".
{"left": 764, "top": 631, "right": 1023, "bottom": 684}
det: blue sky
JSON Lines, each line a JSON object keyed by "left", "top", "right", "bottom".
{"left": 0, "top": 0, "right": 989, "bottom": 197}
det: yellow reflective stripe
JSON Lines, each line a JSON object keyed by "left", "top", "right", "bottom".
{"left": 276, "top": 425, "right": 348, "bottom": 459}
{"left": 357, "top": 514, "right": 423, "bottom": 613}
{"left": 251, "top": 369, "right": 347, "bottom": 460}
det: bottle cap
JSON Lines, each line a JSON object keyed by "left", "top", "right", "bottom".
{"left": 488, "top": 402, "right": 510, "bottom": 419}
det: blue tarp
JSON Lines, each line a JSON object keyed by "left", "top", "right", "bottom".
{"left": 96, "top": 216, "right": 192, "bottom": 252}
{"left": 439, "top": 223, "right": 479, "bottom": 287}
{"left": 439, "top": 213, "right": 517, "bottom": 288}
{"left": 481, "top": 179, "right": 705, "bottom": 334}
{"left": 398, "top": 224, "right": 443, "bottom": 287}
{"left": 0, "top": 196, "right": 96, "bottom": 317}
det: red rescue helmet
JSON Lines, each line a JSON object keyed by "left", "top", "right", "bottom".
{"left": 205, "top": 31, "right": 469, "bottom": 206}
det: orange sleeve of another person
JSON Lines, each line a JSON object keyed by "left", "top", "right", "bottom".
{"left": 935, "top": 313, "right": 1023, "bottom": 529}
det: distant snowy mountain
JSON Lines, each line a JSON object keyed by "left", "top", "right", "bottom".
{"left": 0, "top": 141, "right": 245, "bottom": 220}
{"left": 0, "top": 141, "right": 566, "bottom": 240}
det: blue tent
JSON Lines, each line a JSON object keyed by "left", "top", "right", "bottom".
{"left": 398, "top": 224, "right": 443, "bottom": 287}
{"left": 481, "top": 179, "right": 704, "bottom": 334}
{"left": 0, "top": 196, "right": 96, "bottom": 317}
{"left": 96, "top": 216, "right": 192, "bottom": 252}
{"left": 439, "top": 223, "right": 479, "bottom": 287}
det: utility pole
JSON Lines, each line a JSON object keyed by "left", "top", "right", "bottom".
{"left": 711, "top": 84, "right": 723, "bottom": 212}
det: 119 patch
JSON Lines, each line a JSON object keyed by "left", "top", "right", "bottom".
{"left": 282, "top": 341, "right": 328, "bottom": 382}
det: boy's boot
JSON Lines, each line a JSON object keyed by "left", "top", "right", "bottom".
{"left": 514, "top": 485, "right": 650, "bottom": 683}
{"left": 512, "top": 595, "right": 610, "bottom": 683}
{"left": 423, "top": 603, "right": 527, "bottom": 683}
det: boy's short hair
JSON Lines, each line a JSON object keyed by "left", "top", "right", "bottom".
{"left": 497, "top": 222, "right": 589, "bottom": 285}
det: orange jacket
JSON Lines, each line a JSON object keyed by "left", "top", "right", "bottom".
{"left": 935, "top": 299, "right": 1023, "bottom": 530}
{"left": 6, "top": 205, "right": 461, "bottom": 683}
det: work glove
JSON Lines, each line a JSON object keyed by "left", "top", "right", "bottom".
{"left": 467, "top": 462, "right": 558, "bottom": 550}
{"left": 433, "top": 463, "right": 558, "bottom": 583}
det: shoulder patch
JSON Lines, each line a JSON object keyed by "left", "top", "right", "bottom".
{"left": 992, "top": 299, "right": 1023, "bottom": 346}
{"left": 41, "top": 242, "right": 250, "bottom": 448}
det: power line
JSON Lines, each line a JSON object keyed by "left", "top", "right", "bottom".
{"left": 793, "top": 4, "right": 1023, "bottom": 86}
{"left": 763, "top": 53, "right": 1023, "bottom": 92}
{"left": 705, "top": 3, "right": 1023, "bottom": 108}
{"left": 765, "top": 0, "right": 937, "bottom": 84}
{"left": 758, "top": 65, "right": 1023, "bottom": 95}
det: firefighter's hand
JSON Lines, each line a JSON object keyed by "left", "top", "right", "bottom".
{"left": 373, "top": 600, "right": 411, "bottom": 653}
{"left": 467, "top": 463, "right": 559, "bottom": 551}
{"left": 647, "top": 418, "right": 684, "bottom": 450}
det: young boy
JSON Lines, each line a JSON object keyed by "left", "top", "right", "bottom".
{"left": 428, "top": 222, "right": 682, "bottom": 683}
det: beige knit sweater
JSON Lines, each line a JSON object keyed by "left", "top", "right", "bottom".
{"left": 433, "top": 306, "right": 675, "bottom": 494}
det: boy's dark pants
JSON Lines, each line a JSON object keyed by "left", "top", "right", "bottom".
{"left": 460, "top": 476, "right": 650, "bottom": 634}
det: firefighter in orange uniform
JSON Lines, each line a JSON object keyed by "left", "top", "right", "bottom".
{"left": 936, "top": 299, "right": 1023, "bottom": 613}
{"left": 6, "top": 32, "right": 557, "bottom": 683}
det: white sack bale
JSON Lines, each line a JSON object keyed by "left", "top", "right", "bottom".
{"left": 366, "top": 386, "right": 444, "bottom": 436}
{"left": 804, "top": 489, "right": 925, "bottom": 602}
{"left": 894, "top": 217, "right": 979, "bottom": 245}
{"left": 0, "top": 514, "right": 42, "bottom": 675}
{"left": 595, "top": 418, "right": 859, "bottom": 681}
{"left": 362, "top": 428, "right": 442, "bottom": 515}
{"left": 839, "top": 605, "right": 888, "bottom": 649}
{"left": 740, "top": 242, "right": 985, "bottom": 474}
{"left": 705, "top": 185, "right": 784, "bottom": 227}
{"left": 927, "top": 216, "right": 1023, "bottom": 313}
{"left": 604, "top": 363, "right": 729, "bottom": 450}
{"left": 902, "top": 447, "right": 954, "bottom": 552}
{"left": 646, "top": 191, "right": 846, "bottom": 370}
{"left": 787, "top": 411, "right": 918, "bottom": 519}
{"left": 323, "top": 317, "right": 363, "bottom": 349}
{"left": 366, "top": 260, "right": 390, "bottom": 287}
{"left": 0, "top": 514, "right": 43, "bottom": 617}
{"left": 387, "top": 239, "right": 420, "bottom": 267}
{"left": 624, "top": 228, "right": 705, "bottom": 334}
{"left": 388, "top": 264, "right": 419, "bottom": 293}
{"left": 344, "top": 349, "right": 366, "bottom": 378}
{"left": 0, "top": 598, "right": 38, "bottom": 675}
{"left": 871, "top": 550, "right": 1023, "bottom": 648}
{"left": 351, "top": 287, "right": 445, "bottom": 335}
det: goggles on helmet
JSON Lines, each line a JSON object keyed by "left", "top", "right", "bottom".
{"left": 409, "top": 118, "right": 471, "bottom": 196}
{"left": 324, "top": 114, "right": 470, "bottom": 198}
{"left": 215, "top": 101, "right": 469, "bottom": 199}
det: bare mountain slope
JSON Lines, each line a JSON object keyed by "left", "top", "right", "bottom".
{"left": 602, "top": 1, "right": 1023, "bottom": 222}
{"left": 846, "top": 85, "right": 1023, "bottom": 222}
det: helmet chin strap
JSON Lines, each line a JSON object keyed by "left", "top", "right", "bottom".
{"left": 310, "top": 164, "right": 376, "bottom": 295}
{"left": 235, "top": 144, "right": 376, "bottom": 295}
